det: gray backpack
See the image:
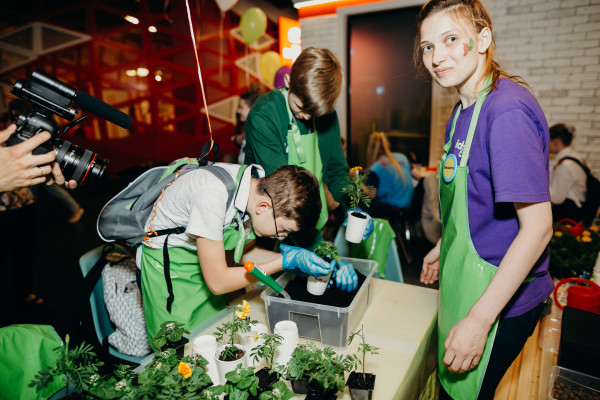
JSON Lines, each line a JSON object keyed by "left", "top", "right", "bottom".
{"left": 97, "top": 158, "right": 235, "bottom": 248}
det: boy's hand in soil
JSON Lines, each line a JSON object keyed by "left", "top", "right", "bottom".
{"left": 330, "top": 259, "right": 358, "bottom": 292}
{"left": 280, "top": 245, "right": 334, "bottom": 277}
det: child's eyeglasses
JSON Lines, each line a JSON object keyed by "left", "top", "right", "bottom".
{"left": 263, "top": 189, "right": 288, "bottom": 239}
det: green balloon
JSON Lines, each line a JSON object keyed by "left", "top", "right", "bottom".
{"left": 240, "top": 7, "right": 267, "bottom": 45}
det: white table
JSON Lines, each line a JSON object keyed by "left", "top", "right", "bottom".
{"left": 186, "top": 278, "right": 439, "bottom": 400}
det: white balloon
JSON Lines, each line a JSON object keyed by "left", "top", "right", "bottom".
{"left": 215, "top": 0, "right": 238, "bottom": 12}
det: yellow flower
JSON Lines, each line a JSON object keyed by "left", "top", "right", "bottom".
{"left": 554, "top": 231, "right": 563, "bottom": 238}
{"left": 582, "top": 236, "right": 592, "bottom": 243}
{"left": 178, "top": 362, "right": 192, "bottom": 379}
{"left": 350, "top": 166, "right": 363, "bottom": 173}
{"left": 253, "top": 332, "right": 259, "bottom": 342}
{"left": 576, "top": 236, "right": 581, "bottom": 242}
{"left": 235, "top": 300, "right": 251, "bottom": 320}
{"left": 590, "top": 226, "right": 599, "bottom": 232}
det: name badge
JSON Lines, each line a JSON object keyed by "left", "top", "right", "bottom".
{"left": 442, "top": 154, "right": 457, "bottom": 183}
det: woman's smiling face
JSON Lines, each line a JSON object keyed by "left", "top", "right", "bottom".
{"left": 419, "top": 11, "right": 481, "bottom": 91}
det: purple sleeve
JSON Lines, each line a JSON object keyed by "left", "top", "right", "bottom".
{"left": 489, "top": 109, "right": 550, "bottom": 204}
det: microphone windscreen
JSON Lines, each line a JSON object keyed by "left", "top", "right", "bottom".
{"left": 74, "top": 91, "right": 132, "bottom": 129}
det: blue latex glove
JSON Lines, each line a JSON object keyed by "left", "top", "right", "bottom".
{"left": 343, "top": 208, "right": 374, "bottom": 240}
{"left": 329, "top": 259, "right": 358, "bottom": 292}
{"left": 280, "top": 244, "right": 334, "bottom": 277}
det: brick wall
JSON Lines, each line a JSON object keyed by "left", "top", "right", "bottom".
{"left": 299, "top": 0, "right": 600, "bottom": 173}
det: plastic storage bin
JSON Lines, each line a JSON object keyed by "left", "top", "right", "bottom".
{"left": 547, "top": 366, "right": 600, "bottom": 400}
{"left": 260, "top": 257, "right": 377, "bottom": 349}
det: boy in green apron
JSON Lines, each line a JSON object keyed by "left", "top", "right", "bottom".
{"left": 416, "top": 1, "right": 554, "bottom": 399}
{"left": 244, "top": 47, "right": 373, "bottom": 293}
{"left": 138, "top": 164, "right": 332, "bottom": 343}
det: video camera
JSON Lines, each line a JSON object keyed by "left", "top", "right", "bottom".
{"left": 6, "top": 70, "right": 132, "bottom": 185}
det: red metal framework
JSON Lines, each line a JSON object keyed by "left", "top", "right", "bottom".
{"left": 0, "top": 0, "right": 278, "bottom": 175}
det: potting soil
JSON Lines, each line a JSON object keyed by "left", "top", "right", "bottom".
{"left": 281, "top": 270, "right": 367, "bottom": 308}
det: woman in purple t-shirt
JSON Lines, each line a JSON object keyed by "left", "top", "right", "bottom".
{"left": 416, "top": 1, "right": 554, "bottom": 399}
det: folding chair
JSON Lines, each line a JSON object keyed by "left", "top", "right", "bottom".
{"left": 79, "top": 244, "right": 150, "bottom": 364}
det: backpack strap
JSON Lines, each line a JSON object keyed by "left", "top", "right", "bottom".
{"left": 559, "top": 156, "right": 590, "bottom": 175}
{"left": 161, "top": 165, "right": 242, "bottom": 313}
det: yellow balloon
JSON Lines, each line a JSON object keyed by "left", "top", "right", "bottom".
{"left": 259, "top": 51, "right": 283, "bottom": 84}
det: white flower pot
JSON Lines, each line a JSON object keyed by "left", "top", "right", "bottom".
{"left": 214, "top": 344, "right": 247, "bottom": 385}
{"left": 306, "top": 270, "right": 333, "bottom": 296}
{"left": 237, "top": 323, "right": 268, "bottom": 367}
{"left": 273, "top": 320, "right": 298, "bottom": 367}
{"left": 345, "top": 211, "right": 369, "bottom": 243}
{"left": 192, "top": 335, "right": 219, "bottom": 385}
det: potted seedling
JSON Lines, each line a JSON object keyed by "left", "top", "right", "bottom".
{"left": 342, "top": 166, "right": 374, "bottom": 243}
{"left": 223, "top": 364, "right": 294, "bottom": 400}
{"left": 151, "top": 320, "right": 190, "bottom": 357}
{"left": 249, "top": 333, "right": 283, "bottom": 391}
{"left": 346, "top": 325, "right": 380, "bottom": 400}
{"left": 306, "top": 347, "right": 352, "bottom": 400}
{"left": 29, "top": 334, "right": 104, "bottom": 400}
{"left": 213, "top": 300, "right": 258, "bottom": 385}
{"left": 286, "top": 341, "right": 320, "bottom": 394}
{"left": 307, "top": 240, "right": 341, "bottom": 295}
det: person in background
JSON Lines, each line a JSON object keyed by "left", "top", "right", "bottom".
{"left": 548, "top": 123, "right": 587, "bottom": 223}
{"left": 244, "top": 47, "right": 367, "bottom": 292}
{"left": 416, "top": 1, "right": 554, "bottom": 398}
{"left": 364, "top": 131, "right": 414, "bottom": 212}
{"left": 229, "top": 83, "right": 267, "bottom": 164}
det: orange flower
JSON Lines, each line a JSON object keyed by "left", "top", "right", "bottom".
{"left": 582, "top": 236, "right": 592, "bottom": 243}
{"left": 178, "top": 362, "right": 192, "bottom": 379}
{"left": 350, "top": 166, "right": 363, "bottom": 173}
{"left": 235, "top": 300, "right": 251, "bottom": 320}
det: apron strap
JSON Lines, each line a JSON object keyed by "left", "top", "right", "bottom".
{"left": 163, "top": 233, "right": 175, "bottom": 313}
{"left": 283, "top": 88, "right": 307, "bottom": 164}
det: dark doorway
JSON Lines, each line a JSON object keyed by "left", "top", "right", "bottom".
{"left": 347, "top": 6, "right": 431, "bottom": 167}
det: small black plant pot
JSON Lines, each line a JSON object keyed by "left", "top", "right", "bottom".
{"left": 289, "top": 374, "right": 309, "bottom": 394}
{"left": 347, "top": 371, "right": 376, "bottom": 400}
{"left": 256, "top": 367, "right": 279, "bottom": 391}
{"left": 305, "top": 380, "right": 337, "bottom": 400}
{"left": 163, "top": 337, "right": 189, "bottom": 358}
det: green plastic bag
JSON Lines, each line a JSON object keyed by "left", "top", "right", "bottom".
{"left": 0, "top": 324, "right": 65, "bottom": 400}
{"left": 350, "top": 218, "right": 396, "bottom": 277}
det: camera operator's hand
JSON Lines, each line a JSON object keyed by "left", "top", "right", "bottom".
{"left": 0, "top": 125, "right": 77, "bottom": 191}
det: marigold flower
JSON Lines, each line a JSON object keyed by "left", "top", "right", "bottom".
{"left": 583, "top": 230, "right": 591, "bottom": 236}
{"left": 554, "top": 231, "right": 563, "bottom": 238}
{"left": 350, "top": 166, "right": 363, "bottom": 173}
{"left": 178, "top": 362, "right": 192, "bottom": 379}
{"left": 582, "top": 236, "right": 592, "bottom": 243}
{"left": 235, "top": 300, "right": 251, "bottom": 319}
{"left": 253, "top": 332, "right": 259, "bottom": 342}
{"left": 590, "top": 226, "right": 599, "bottom": 232}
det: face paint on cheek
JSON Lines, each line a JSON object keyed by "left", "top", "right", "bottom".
{"left": 463, "top": 38, "right": 475, "bottom": 56}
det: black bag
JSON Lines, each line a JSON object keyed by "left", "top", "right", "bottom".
{"left": 560, "top": 157, "right": 600, "bottom": 225}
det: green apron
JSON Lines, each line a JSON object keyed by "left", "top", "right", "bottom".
{"left": 437, "top": 81, "right": 498, "bottom": 399}
{"left": 283, "top": 88, "right": 329, "bottom": 230}
{"left": 141, "top": 166, "right": 255, "bottom": 343}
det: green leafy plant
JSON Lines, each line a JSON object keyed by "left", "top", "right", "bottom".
{"left": 342, "top": 166, "right": 374, "bottom": 211}
{"left": 287, "top": 341, "right": 353, "bottom": 393}
{"left": 223, "top": 365, "right": 294, "bottom": 400}
{"left": 549, "top": 224, "right": 600, "bottom": 279}
{"left": 314, "top": 240, "right": 341, "bottom": 263}
{"left": 347, "top": 324, "right": 380, "bottom": 382}
{"left": 257, "top": 381, "right": 295, "bottom": 400}
{"left": 250, "top": 333, "right": 282, "bottom": 370}
{"left": 213, "top": 300, "right": 258, "bottom": 360}
{"left": 151, "top": 320, "right": 190, "bottom": 351}
{"left": 29, "top": 334, "right": 104, "bottom": 399}
{"left": 95, "top": 347, "right": 213, "bottom": 399}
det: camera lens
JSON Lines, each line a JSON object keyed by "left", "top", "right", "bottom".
{"left": 53, "top": 139, "right": 109, "bottom": 185}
